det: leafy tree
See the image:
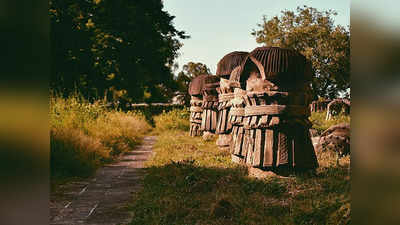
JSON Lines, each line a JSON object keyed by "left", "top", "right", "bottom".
{"left": 50, "top": 0, "right": 188, "bottom": 102}
{"left": 252, "top": 6, "right": 350, "bottom": 99}
{"left": 175, "top": 62, "right": 211, "bottom": 105}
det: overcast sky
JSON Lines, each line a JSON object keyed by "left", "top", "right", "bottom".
{"left": 163, "top": 0, "right": 350, "bottom": 75}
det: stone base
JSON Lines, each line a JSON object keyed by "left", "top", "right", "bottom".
{"left": 248, "top": 167, "right": 278, "bottom": 179}
{"left": 231, "top": 154, "right": 245, "bottom": 164}
{"left": 202, "top": 131, "right": 216, "bottom": 141}
{"left": 216, "top": 134, "right": 232, "bottom": 148}
{"left": 218, "top": 146, "right": 230, "bottom": 151}
{"left": 248, "top": 166, "right": 316, "bottom": 178}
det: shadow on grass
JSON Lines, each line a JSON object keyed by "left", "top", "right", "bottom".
{"left": 128, "top": 159, "right": 350, "bottom": 225}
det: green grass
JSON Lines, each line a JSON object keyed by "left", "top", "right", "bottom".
{"left": 50, "top": 93, "right": 151, "bottom": 184}
{"left": 152, "top": 107, "right": 190, "bottom": 134}
{"left": 128, "top": 128, "right": 350, "bottom": 225}
{"left": 309, "top": 111, "right": 350, "bottom": 135}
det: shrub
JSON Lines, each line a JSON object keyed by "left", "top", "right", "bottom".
{"left": 153, "top": 108, "right": 190, "bottom": 132}
{"left": 50, "top": 93, "right": 151, "bottom": 180}
{"left": 86, "top": 111, "right": 151, "bottom": 156}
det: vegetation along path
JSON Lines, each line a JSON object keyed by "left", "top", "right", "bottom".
{"left": 50, "top": 136, "right": 157, "bottom": 225}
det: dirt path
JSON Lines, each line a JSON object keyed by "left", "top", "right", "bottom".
{"left": 50, "top": 136, "right": 157, "bottom": 225}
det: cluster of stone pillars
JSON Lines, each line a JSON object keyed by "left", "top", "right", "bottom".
{"left": 188, "top": 47, "right": 319, "bottom": 173}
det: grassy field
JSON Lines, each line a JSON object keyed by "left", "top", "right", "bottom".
{"left": 309, "top": 111, "right": 350, "bottom": 135}
{"left": 50, "top": 93, "right": 151, "bottom": 185}
{"left": 127, "top": 109, "right": 351, "bottom": 225}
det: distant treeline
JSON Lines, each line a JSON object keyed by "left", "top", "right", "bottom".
{"left": 113, "top": 103, "right": 187, "bottom": 127}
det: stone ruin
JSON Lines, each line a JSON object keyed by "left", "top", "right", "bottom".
{"left": 229, "top": 67, "right": 247, "bottom": 163}
{"left": 188, "top": 47, "right": 320, "bottom": 173}
{"left": 237, "top": 47, "right": 318, "bottom": 172}
{"left": 310, "top": 99, "right": 330, "bottom": 113}
{"left": 200, "top": 75, "right": 220, "bottom": 139}
{"left": 326, "top": 98, "right": 351, "bottom": 120}
{"left": 215, "top": 51, "right": 249, "bottom": 149}
{"left": 317, "top": 123, "right": 350, "bottom": 165}
{"left": 188, "top": 74, "right": 208, "bottom": 137}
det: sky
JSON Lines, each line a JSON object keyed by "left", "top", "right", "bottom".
{"left": 163, "top": 0, "right": 350, "bottom": 75}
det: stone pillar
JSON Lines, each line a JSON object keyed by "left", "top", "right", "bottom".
{"left": 229, "top": 88, "right": 247, "bottom": 163}
{"left": 215, "top": 78, "right": 235, "bottom": 149}
{"left": 244, "top": 80, "right": 318, "bottom": 170}
{"left": 189, "top": 96, "right": 203, "bottom": 137}
{"left": 242, "top": 78, "right": 318, "bottom": 172}
{"left": 238, "top": 47, "right": 318, "bottom": 173}
{"left": 214, "top": 51, "right": 249, "bottom": 147}
{"left": 201, "top": 76, "right": 219, "bottom": 138}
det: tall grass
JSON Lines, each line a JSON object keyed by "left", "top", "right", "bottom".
{"left": 50, "top": 93, "right": 151, "bottom": 180}
{"left": 152, "top": 108, "right": 190, "bottom": 133}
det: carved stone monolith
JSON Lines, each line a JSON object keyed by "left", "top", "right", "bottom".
{"left": 188, "top": 75, "right": 208, "bottom": 137}
{"left": 215, "top": 51, "right": 248, "bottom": 149}
{"left": 240, "top": 47, "right": 318, "bottom": 172}
{"left": 201, "top": 75, "right": 220, "bottom": 138}
{"left": 229, "top": 87, "right": 247, "bottom": 163}
{"left": 310, "top": 99, "right": 330, "bottom": 112}
{"left": 189, "top": 96, "right": 203, "bottom": 137}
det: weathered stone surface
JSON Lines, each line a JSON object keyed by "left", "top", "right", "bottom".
{"left": 238, "top": 47, "right": 318, "bottom": 172}
{"left": 309, "top": 128, "right": 318, "bottom": 137}
{"left": 310, "top": 99, "right": 330, "bottom": 112}
{"left": 326, "top": 98, "right": 351, "bottom": 120}
{"left": 201, "top": 75, "right": 220, "bottom": 133}
{"left": 229, "top": 88, "right": 246, "bottom": 161}
{"left": 317, "top": 123, "right": 350, "bottom": 157}
{"left": 202, "top": 131, "right": 216, "bottom": 141}
{"left": 189, "top": 96, "right": 203, "bottom": 137}
{"left": 231, "top": 154, "right": 245, "bottom": 164}
{"left": 248, "top": 167, "right": 278, "bottom": 179}
{"left": 215, "top": 78, "right": 234, "bottom": 135}
{"left": 216, "top": 134, "right": 232, "bottom": 148}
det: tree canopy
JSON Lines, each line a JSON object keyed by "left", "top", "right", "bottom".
{"left": 175, "top": 62, "right": 211, "bottom": 105}
{"left": 50, "top": 0, "right": 188, "bottom": 102}
{"left": 252, "top": 6, "right": 350, "bottom": 99}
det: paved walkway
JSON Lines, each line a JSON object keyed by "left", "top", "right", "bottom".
{"left": 50, "top": 136, "right": 157, "bottom": 225}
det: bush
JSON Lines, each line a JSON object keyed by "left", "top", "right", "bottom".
{"left": 50, "top": 93, "right": 151, "bottom": 179}
{"left": 153, "top": 108, "right": 190, "bottom": 132}
{"left": 129, "top": 104, "right": 185, "bottom": 127}
{"left": 309, "top": 111, "right": 350, "bottom": 135}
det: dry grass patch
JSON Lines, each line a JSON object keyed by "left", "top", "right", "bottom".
{"left": 50, "top": 94, "right": 151, "bottom": 183}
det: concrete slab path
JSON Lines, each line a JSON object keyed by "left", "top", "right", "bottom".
{"left": 50, "top": 136, "right": 157, "bottom": 225}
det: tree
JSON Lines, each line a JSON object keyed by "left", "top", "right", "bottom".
{"left": 175, "top": 62, "right": 211, "bottom": 105}
{"left": 50, "top": 0, "right": 189, "bottom": 102}
{"left": 251, "top": 6, "right": 350, "bottom": 99}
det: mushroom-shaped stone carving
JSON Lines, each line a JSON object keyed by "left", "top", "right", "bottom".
{"left": 188, "top": 74, "right": 209, "bottom": 137}
{"left": 201, "top": 75, "right": 220, "bottom": 137}
{"left": 239, "top": 47, "right": 318, "bottom": 172}
{"left": 215, "top": 51, "right": 249, "bottom": 149}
